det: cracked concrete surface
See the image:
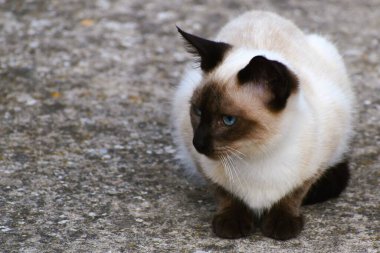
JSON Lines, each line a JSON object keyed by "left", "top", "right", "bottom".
{"left": 0, "top": 0, "right": 379, "bottom": 252}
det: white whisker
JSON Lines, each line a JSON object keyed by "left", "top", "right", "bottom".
{"left": 225, "top": 149, "right": 244, "bottom": 160}
{"left": 225, "top": 154, "right": 244, "bottom": 189}
{"left": 226, "top": 151, "right": 251, "bottom": 190}
{"left": 219, "top": 154, "right": 233, "bottom": 185}
{"left": 217, "top": 147, "right": 251, "bottom": 189}
{"left": 223, "top": 148, "right": 250, "bottom": 167}
{"left": 225, "top": 146, "right": 246, "bottom": 157}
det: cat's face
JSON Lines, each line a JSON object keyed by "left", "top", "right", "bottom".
{"left": 189, "top": 76, "right": 284, "bottom": 159}
{"left": 178, "top": 27, "right": 298, "bottom": 159}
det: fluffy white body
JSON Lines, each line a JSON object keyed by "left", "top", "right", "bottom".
{"left": 172, "top": 11, "right": 354, "bottom": 210}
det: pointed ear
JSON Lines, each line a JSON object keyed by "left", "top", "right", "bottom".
{"left": 237, "top": 56, "right": 298, "bottom": 111}
{"left": 176, "top": 26, "right": 231, "bottom": 72}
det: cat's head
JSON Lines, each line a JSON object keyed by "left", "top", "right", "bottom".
{"left": 177, "top": 27, "right": 298, "bottom": 159}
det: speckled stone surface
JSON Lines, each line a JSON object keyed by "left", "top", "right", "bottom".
{"left": 0, "top": 0, "right": 379, "bottom": 252}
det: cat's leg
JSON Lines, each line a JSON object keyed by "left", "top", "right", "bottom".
{"left": 260, "top": 179, "right": 314, "bottom": 240}
{"left": 212, "top": 186, "right": 255, "bottom": 239}
{"left": 302, "top": 160, "right": 350, "bottom": 205}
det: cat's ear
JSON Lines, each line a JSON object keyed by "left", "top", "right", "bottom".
{"left": 176, "top": 26, "right": 231, "bottom": 72}
{"left": 237, "top": 56, "right": 298, "bottom": 111}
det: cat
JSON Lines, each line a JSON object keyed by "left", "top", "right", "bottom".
{"left": 172, "top": 11, "right": 355, "bottom": 240}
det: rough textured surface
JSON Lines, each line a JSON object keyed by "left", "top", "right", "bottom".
{"left": 0, "top": 0, "right": 379, "bottom": 252}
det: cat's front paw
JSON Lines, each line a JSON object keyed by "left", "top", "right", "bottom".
{"left": 212, "top": 208, "right": 255, "bottom": 239}
{"left": 261, "top": 210, "right": 304, "bottom": 240}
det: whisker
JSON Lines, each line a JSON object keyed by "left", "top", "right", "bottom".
{"left": 219, "top": 154, "right": 233, "bottom": 185}
{"left": 225, "top": 154, "right": 243, "bottom": 189}
{"left": 224, "top": 146, "right": 246, "bottom": 157}
{"left": 225, "top": 155, "right": 235, "bottom": 185}
{"left": 216, "top": 147, "right": 251, "bottom": 188}
{"left": 216, "top": 147, "right": 244, "bottom": 160}
{"left": 223, "top": 148, "right": 251, "bottom": 167}
{"left": 225, "top": 149, "right": 244, "bottom": 160}
{"left": 226, "top": 152, "right": 251, "bottom": 190}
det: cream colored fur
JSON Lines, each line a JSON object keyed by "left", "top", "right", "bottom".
{"left": 172, "top": 11, "right": 354, "bottom": 211}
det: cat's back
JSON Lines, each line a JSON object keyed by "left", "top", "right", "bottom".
{"left": 215, "top": 11, "right": 306, "bottom": 53}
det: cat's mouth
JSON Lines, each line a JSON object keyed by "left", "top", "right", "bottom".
{"left": 192, "top": 138, "right": 221, "bottom": 160}
{"left": 195, "top": 149, "right": 220, "bottom": 160}
{"left": 193, "top": 141, "right": 242, "bottom": 161}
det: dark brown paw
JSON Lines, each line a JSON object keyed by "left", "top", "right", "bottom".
{"left": 261, "top": 210, "right": 304, "bottom": 240}
{"left": 212, "top": 208, "right": 255, "bottom": 239}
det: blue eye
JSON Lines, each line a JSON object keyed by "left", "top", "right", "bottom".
{"left": 222, "top": 115, "right": 237, "bottom": 126}
{"left": 193, "top": 106, "right": 202, "bottom": 116}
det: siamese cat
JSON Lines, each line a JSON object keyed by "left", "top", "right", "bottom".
{"left": 172, "top": 11, "right": 354, "bottom": 240}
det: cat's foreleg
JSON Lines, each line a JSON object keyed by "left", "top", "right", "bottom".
{"left": 260, "top": 179, "right": 314, "bottom": 240}
{"left": 212, "top": 186, "right": 256, "bottom": 239}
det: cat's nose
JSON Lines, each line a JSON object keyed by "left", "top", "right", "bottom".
{"left": 193, "top": 131, "right": 212, "bottom": 155}
{"left": 193, "top": 136, "right": 210, "bottom": 155}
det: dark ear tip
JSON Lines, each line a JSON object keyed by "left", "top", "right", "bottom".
{"left": 176, "top": 25, "right": 186, "bottom": 36}
{"left": 251, "top": 55, "right": 268, "bottom": 63}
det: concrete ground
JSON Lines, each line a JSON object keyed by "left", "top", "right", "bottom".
{"left": 0, "top": 0, "right": 379, "bottom": 252}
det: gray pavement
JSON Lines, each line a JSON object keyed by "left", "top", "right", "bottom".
{"left": 0, "top": 0, "right": 379, "bottom": 252}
